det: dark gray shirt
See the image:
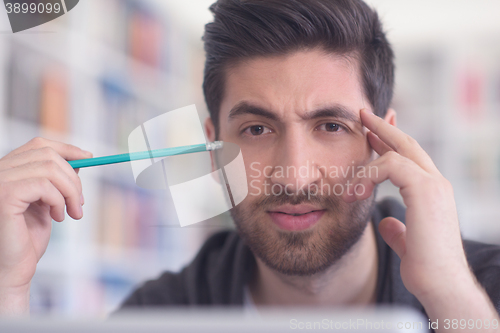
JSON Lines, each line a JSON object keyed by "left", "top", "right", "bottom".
{"left": 118, "top": 198, "right": 500, "bottom": 318}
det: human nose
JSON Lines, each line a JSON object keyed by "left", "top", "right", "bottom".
{"left": 269, "top": 135, "right": 323, "bottom": 192}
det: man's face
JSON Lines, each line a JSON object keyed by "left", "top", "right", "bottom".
{"left": 207, "top": 48, "right": 377, "bottom": 276}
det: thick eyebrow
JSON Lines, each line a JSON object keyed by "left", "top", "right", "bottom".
{"left": 228, "top": 102, "right": 279, "bottom": 121}
{"left": 301, "top": 105, "right": 361, "bottom": 124}
{"left": 228, "top": 101, "right": 361, "bottom": 124}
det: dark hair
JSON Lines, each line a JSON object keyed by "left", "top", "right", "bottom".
{"left": 202, "top": 0, "right": 394, "bottom": 137}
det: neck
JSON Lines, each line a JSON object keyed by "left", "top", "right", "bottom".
{"left": 248, "top": 220, "right": 379, "bottom": 306}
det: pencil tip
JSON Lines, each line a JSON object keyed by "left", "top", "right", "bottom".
{"left": 206, "top": 141, "right": 224, "bottom": 151}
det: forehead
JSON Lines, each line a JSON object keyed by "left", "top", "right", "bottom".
{"left": 220, "top": 49, "right": 365, "bottom": 119}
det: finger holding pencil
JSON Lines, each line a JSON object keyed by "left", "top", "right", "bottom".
{"left": 0, "top": 137, "right": 223, "bottom": 316}
{"left": 0, "top": 137, "right": 91, "bottom": 315}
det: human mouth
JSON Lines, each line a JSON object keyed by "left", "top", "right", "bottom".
{"left": 267, "top": 204, "right": 326, "bottom": 231}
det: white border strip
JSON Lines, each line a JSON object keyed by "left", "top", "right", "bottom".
{"left": 60, "top": 0, "right": 68, "bottom": 13}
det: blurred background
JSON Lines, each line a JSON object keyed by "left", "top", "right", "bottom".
{"left": 0, "top": 0, "right": 499, "bottom": 317}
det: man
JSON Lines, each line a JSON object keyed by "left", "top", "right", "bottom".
{"left": 123, "top": 0, "right": 500, "bottom": 327}
{"left": 0, "top": 0, "right": 499, "bottom": 332}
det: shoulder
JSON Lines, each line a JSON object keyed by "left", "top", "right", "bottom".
{"left": 462, "top": 239, "right": 500, "bottom": 311}
{"left": 463, "top": 239, "right": 500, "bottom": 283}
{"left": 117, "top": 229, "right": 243, "bottom": 308}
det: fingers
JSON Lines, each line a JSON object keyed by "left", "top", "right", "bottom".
{"left": 360, "top": 109, "right": 439, "bottom": 174}
{"left": 360, "top": 109, "right": 409, "bottom": 152}
{"left": 1, "top": 147, "right": 85, "bottom": 202}
{"left": 342, "top": 151, "right": 427, "bottom": 203}
{"left": 0, "top": 161, "right": 83, "bottom": 220}
{"left": 378, "top": 217, "right": 407, "bottom": 259}
{"left": 0, "top": 137, "right": 92, "bottom": 220}
{"left": 3, "top": 137, "right": 92, "bottom": 162}
{"left": 0, "top": 178, "right": 66, "bottom": 222}
{"left": 74, "top": 168, "right": 84, "bottom": 205}
{"left": 366, "top": 131, "right": 393, "bottom": 156}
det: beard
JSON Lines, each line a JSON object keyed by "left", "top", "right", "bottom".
{"left": 230, "top": 183, "right": 377, "bottom": 276}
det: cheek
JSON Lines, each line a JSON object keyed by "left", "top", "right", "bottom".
{"left": 242, "top": 145, "right": 275, "bottom": 175}
{"left": 340, "top": 135, "right": 372, "bottom": 163}
{"left": 320, "top": 142, "right": 372, "bottom": 182}
{"left": 243, "top": 151, "right": 272, "bottom": 195}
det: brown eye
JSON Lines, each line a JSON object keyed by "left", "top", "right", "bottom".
{"left": 317, "top": 123, "right": 345, "bottom": 132}
{"left": 250, "top": 125, "right": 264, "bottom": 135}
{"left": 244, "top": 125, "right": 271, "bottom": 136}
{"left": 325, "top": 123, "right": 340, "bottom": 132}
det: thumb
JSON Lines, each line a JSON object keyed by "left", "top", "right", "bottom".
{"left": 378, "top": 217, "right": 407, "bottom": 259}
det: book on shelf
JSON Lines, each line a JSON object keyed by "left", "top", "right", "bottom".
{"left": 39, "top": 69, "right": 69, "bottom": 134}
{"left": 97, "top": 179, "right": 166, "bottom": 254}
{"left": 6, "top": 41, "right": 70, "bottom": 134}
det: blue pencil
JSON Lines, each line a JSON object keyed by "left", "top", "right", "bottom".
{"left": 68, "top": 141, "right": 223, "bottom": 169}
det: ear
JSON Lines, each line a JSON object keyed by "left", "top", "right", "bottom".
{"left": 204, "top": 117, "right": 217, "bottom": 173}
{"left": 205, "top": 116, "right": 216, "bottom": 142}
{"left": 384, "top": 108, "right": 397, "bottom": 127}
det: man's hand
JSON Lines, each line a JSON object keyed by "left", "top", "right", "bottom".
{"left": 342, "top": 109, "right": 499, "bottom": 332}
{"left": 0, "top": 137, "right": 92, "bottom": 316}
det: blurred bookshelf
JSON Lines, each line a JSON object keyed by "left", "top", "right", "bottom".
{"left": 0, "top": 0, "right": 232, "bottom": 317}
